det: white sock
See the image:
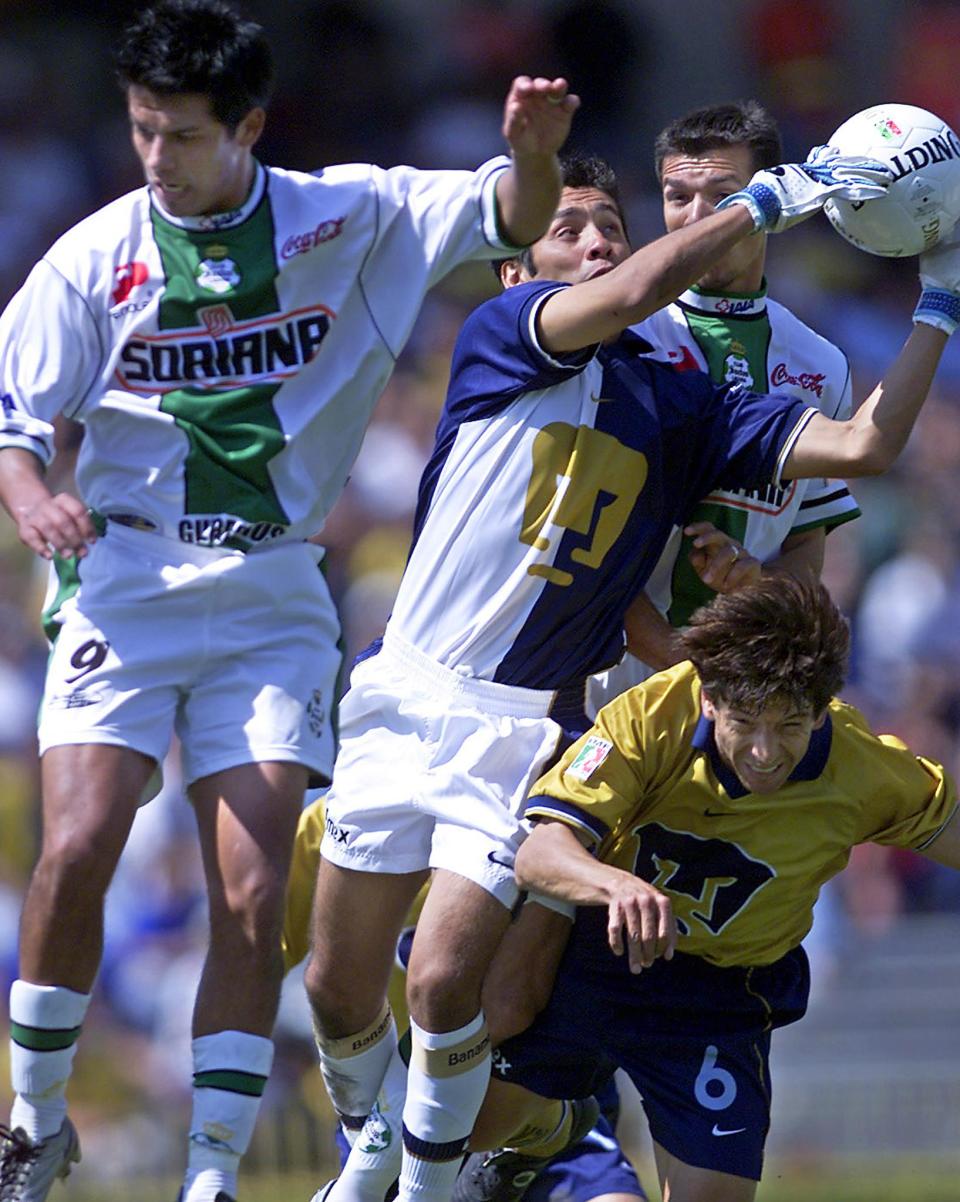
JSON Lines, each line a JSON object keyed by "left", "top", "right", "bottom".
{"left": 181, "top": 1030, "right": 274, "bottom": 1202}
{"left": 315, "top": 1003, "right": 396, "bottom": 1146}
{"left": 9, "top": 980, "right": 91, "bottom": 1141}
{"left": 331, "top": 1042, "right": 408, "bottom": 1202}
{"left": 399, "top": 1013, "right": 490, "bottom": 1202}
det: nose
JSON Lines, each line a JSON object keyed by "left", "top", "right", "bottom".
{"left": 585, "top": 226, "right": 615, "bottom": 259}
{"left": 685, "top": 194, "right": 716, "bottom": 225}
{"left": 145, "top": 135, "right": 174, "bottom": 175}
{"left": 750, "top": 728, "right": 778, "bottom": 765}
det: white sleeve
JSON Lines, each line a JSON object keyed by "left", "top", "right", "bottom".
{"left": 0, "top": 259, "right": 103, "bottom": 464}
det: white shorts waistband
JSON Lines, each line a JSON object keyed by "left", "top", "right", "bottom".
{"left": 378, "top": 629, "right": 560, "bottom": 719}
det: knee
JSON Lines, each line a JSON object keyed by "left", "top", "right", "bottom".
{"left": 210, "top": 863, "right": 287, "bottom": 955}
{"left": 33, "top": 827, "right": 121, "bottom": 902}
{"left": 406, "top": 955, "right": 482, "bottom": 1031}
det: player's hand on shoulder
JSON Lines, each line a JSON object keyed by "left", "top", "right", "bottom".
{"left": 685, "top": 521, "right": 762, "bottom": 594}
{"left": 915, "top": 222, "right": 960, "bottom": 334}
{"left": 502, "top": 76, "right": 579, "bottom": 157}
{"left": 717, "top": 143, "right": 893, "bottom": 234}
{"left": 15, "top": 492, "right": 97, "bottom": 560}
{"left": 605, "top": 868, "right": 676, "bottom": 974}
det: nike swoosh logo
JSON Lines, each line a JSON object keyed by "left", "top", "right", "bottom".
{"left": 712, "top": 1125, "right": 747, "bottom": 1137}
{"left": 487, "top": 850, "right": 515, "bottom": 870}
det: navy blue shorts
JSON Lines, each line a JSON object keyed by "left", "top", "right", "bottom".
{"left": 527, "top": 1109, "right": 646, "bottom": 1202}
{"left": 493, "top": 908, "right": 809, "bottom": 1181}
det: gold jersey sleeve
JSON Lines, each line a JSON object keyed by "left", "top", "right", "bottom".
{"left": 525, "top": 662, "right": 958, "bottom": 968}
{"left": 281, "top": 795, "right": 427, "bottom": 1029}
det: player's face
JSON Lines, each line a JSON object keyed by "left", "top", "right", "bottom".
{"left": 701, "top": 691, "right": 827, "bottom": 795}
{"left": 526, "top": 187, "right": 631, "bottom": 283}
{"left": 660, "top": 143, "right": 766, "bottom": 293}
{"left": 127, "top": 86, "right": 264, "bottom": 218}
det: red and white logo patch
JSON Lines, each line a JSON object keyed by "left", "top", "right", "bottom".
{"left": 566, "top": 734, "right": 614, "bottom": 781}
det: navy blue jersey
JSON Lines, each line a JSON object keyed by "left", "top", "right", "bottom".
{"left": 386, "top": 280, "right": 813, "bottom": 690}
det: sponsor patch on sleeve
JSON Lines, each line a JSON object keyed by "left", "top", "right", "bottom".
{"left": 565, "top": 734, "right": 613, "bottom": 782}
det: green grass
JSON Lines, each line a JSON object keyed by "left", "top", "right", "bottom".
{"left": 63, "top": 1162, "right": 960, "bottom": 1202}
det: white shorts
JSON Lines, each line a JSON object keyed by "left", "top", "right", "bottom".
{"left": 38, "top": 521, "right": 342, "bottom": 785}
{"left": 320, "top": 630, "right": 564, "bottom": 910}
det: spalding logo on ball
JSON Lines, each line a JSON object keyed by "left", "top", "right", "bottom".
{"left": 824, "top": 103, "right": 960, "bottom": 257}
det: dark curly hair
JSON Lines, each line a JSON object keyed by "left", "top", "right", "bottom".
{"left": 115, "top": 0, "right": 273, "bottom": 132}
{"left": 678, "top": 575, "right": 850, "bottom": 717}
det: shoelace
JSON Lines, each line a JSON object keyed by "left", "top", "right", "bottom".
{"left": 0, "top": 1125, "right": 40, "bottom": 1193}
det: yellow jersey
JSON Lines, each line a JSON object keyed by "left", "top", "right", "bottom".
{"left": 525, "top": 661, "right": 957, "bottom": 967}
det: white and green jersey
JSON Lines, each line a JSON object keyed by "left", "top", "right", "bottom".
{"left": 0, "top": 157, "right": 513, "bottom": 550}
{"left": 636, "top": 284, "right": 860, "bottom": 625}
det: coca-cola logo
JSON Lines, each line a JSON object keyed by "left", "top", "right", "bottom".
{"left": 771, "top": 362, "right": 825, "bottom": 398}
{"left": 281, "top": 216, "right": 346, "bottom": 259}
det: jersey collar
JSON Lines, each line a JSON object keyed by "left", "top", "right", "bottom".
{"left": 678, "top": 281, "right": 768, "bottom": 318}
{"left": 691, "top": 709, "right": 833, "bottom": 799}
{"left": 148, "top": 161, "right": 267, "bottom": 232}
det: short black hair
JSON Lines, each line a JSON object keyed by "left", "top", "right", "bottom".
{"left": 115, "top": 0, "right": 273, "bottom": 132}
{"left": 654, "top": 100, "right": 782, "bottom": 182}
{"left": 494, "top": 152, "right": 627, "bottom": 279}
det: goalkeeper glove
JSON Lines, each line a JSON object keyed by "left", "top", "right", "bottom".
{"left": 914, "top": 223, "right": 960, "bottom": 336}
{"left": 717, "top": 144, "right": 893, "bottom": 234}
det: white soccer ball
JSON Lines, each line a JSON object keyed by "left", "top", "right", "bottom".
{"left": 823, "top": 103, "right": 960, "bottom": 257}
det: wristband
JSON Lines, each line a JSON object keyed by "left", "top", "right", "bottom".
{"left": 716, "top": 189, "right": 767, "bottom": 233}
{"left": 913, "top": 288, "right": 960, "bottom": 336}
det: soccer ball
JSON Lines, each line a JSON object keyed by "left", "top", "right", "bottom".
{"left": 823, "top": 103, "right": 960, "bottom": 257}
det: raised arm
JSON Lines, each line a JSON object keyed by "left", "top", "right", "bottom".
{"left": 538, "top": 150, "right": 892, "bottom": 353}
{"left": 784, "top": 228, "right": 960, "bottom": 479}
{"left": 494, "top": 76, "right": 579, "bottom": 248}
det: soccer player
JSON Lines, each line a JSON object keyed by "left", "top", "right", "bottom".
{"left": 283, "top": 801, "right": 649, "bottom": 1202}
{"left": 473, "top": 574, "right": 960, "bottom": 1202}
{"left": 591, "top": 100, "right": 860, "bottom": 709}
{"left": 0, "top": 0, "right": 578, "bottom": 1197}
{"left": 304, "top": 146, "right": 960, "bottom": 1202}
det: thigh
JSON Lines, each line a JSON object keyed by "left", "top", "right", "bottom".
{"left": 652, "top": 1139, "right": 756, "bottom": 1202}
{"left": 190, "top": 760, "right": 307, "bottom": 905}
{"left": 38, "top": 549, "right": 179, "bottom": 765}
{"left": 179, "top": 544, "right": 341, "bottom": 785}
{"left": 429, "top": 709, "right": 562, "bottom": 910}
{"left": 406, "top": 868, "right": 513, "bottom": 1028}
{"left": 308, "top": 856, "right": 428, "bottom": 1035}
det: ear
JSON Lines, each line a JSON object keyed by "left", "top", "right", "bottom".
{"left": 499, "top": 259, "right": 526, "bottom": 289}
{"left": 811, "top": 708, "right": 828, "bottom": 731}
{"left": 235, "top": 106, "right": 266, "bottom": 149}
{"left": 700, "top": 690, "right": 717, "bottom": 722}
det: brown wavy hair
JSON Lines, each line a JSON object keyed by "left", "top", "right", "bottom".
{"left": 678, "top": 575, "right": 850, "bottom": 717}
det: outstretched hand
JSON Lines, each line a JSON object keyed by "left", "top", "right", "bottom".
{"left": 502, "top": 76, "right": 579, "bottom": 159}
{"left": 717, "top": 144, "right": 893, "bottom": 234}
{"left": 606, "top": 871, "right": 676, "bottom": 973}
{"left": 915, "top": 222, "right": 960, "bottom": 335}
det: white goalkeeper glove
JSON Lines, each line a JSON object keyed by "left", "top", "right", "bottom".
{"left": 914, "top": 223, "right": 960, "bottom": 335}
{"left": 716, "top": 144, "right": 893, "bottom": 234}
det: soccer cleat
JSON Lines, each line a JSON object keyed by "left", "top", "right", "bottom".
{"left": 0, "top": 1120, "right": 81, "bottom": 1202}
{"left": 452, "top": 1096, "right": 600, "bottom": 1202}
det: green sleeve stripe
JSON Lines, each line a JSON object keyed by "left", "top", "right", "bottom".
{"left": 193, "top": 1069, "right": 268, "bottom": 1096}
{"left": 10, "top": 1022, "right": 82, "bottom": 1052}
{"left": 789, "top": 508, "right": 861, "bottom": 535}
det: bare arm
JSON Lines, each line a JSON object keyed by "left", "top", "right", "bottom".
{"left": 538, "top": 205, "right": 757, "bottom": 353}
{"left": 784, "top": 322, "right": 948, "bottom": 479}
{"left": 494, "top": 76, "right": 579, "bottom": 248}
{"left": 515, "top": 819, "right": 676, "bottom": 971}
{"left": 0, "top": 446, "right": 96, "bottom": 560}
{"left": 768, "top": 527, "right": 825, "bottom": 578}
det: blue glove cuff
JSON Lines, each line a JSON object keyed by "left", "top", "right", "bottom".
{"left": 716, "top": 189, "right": 768, "bottom": 232}
{"left": 913, "top": 288, "right": 960, "bottom": 336}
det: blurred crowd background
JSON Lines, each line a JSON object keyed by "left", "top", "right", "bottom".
{"left": 2, "top": 0, "right": 960, "bottom": 1189}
